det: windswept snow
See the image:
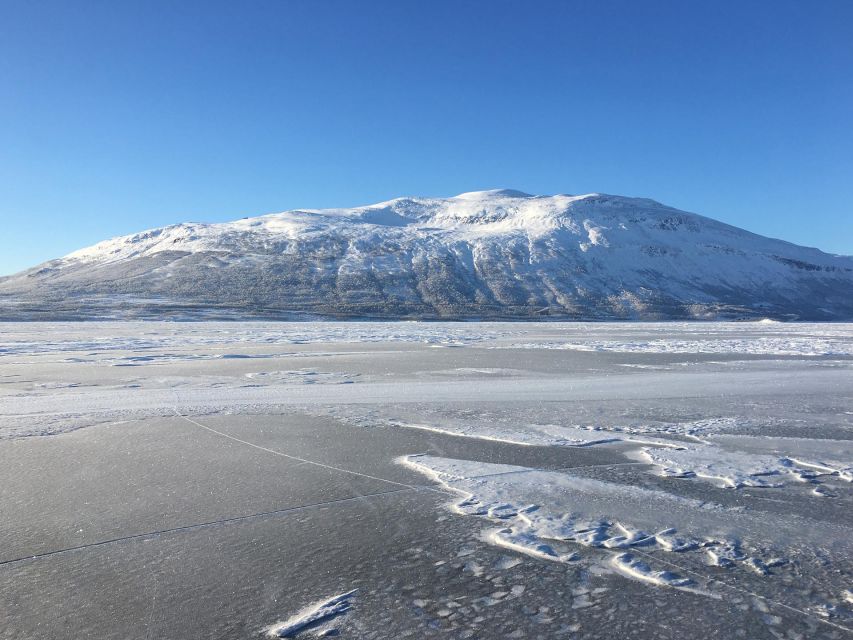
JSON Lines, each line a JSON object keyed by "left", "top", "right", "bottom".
{"left": 639, "top": 446, "right": 790, "bottom": 488}
{"left": 610, "top": 553, "right": 694, "bottom": 589}
{"left": 638, "top": 436, "right": 853, "bottom": 489}
{"left": 0, "top": 321, "right": 507, "bottom": 357}
{"left": 386, "top": 421, "right": 679, "bottom": 448}
{"left": 399, "top": 454, "right": 851, "bottom": 594}
{"left": 518, "top": 336, "right": 853, "bottom": 356}
{"left": 266, "top": 590, "right": 357, "bottom": 638}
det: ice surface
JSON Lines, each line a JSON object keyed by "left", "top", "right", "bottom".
{"left": 2, "top": 320, "right": 853, "bottom": 638}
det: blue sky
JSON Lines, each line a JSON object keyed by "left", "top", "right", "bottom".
{"left": 1, "top": 0, "right": 851, "bottom": 275}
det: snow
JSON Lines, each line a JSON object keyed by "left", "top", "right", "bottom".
{"left": 389, "top": 420, "right": 681, "bottom": 449}
{"left": 399, "top": 454, "right": 851, "bottom": 592}
{"left": 57, "top": 191, "right": 603, "bottom": 264}
{"left": 639, "top": 445, "right": 790, "bottom": 488}
{"left": 611, "top": 553, "right": 694, "bottom": 588}
{"left": 5, "top": 189, "right": 853, "bottom": 320}
{"left": 519, "top": 336, "right": 853, "bottom": 356}
{"left": 452, "top": 189, "right": 534, "bottom": 200}
{"left": 244, "top": 370, "right": 358, "bottom": 385}
{"left": 266, "top": 590, "right": 357, "bottom": 638}
{"left": 0, "top": 321, "right": 510, "bottom": 357}
{"left": 392, "top": 421, "right": 608, "bottom": 447}
{"left": 638, "top": 435, "right": 853, "bottom": 488}
{"left": 3, "top": 321, "right": 852, "bottom": 442}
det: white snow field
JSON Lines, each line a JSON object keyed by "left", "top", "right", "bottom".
{"left": 1, "top": 320, "right": 851, "bottom": 639}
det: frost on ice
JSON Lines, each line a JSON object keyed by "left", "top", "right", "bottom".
{"left": 639, "top": 435, "right": 853, "bottom": 489}
{"left": 266, "top": 590, "right": 357, "bottom": 638}
{"left": 399, "top": 454, "right": 851, "bottom": 593}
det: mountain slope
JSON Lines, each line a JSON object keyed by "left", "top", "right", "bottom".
{"left": 2, "top": 190, "right": 852, "bottom": 320}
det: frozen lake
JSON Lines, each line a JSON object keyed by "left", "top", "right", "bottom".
{"left": 1, "top": 321, "right": 851, "bottom": 639}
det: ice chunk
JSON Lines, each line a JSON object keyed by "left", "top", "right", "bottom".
{"left": 267, "top": 590, "right": 357, "bottom": 638}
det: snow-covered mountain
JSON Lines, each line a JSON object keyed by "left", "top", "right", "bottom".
{"left": 2, "top": 189, "right": 852, "bottom": 320}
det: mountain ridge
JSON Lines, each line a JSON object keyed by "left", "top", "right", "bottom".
{"left": 2, "top": 190, "right": 851, "bottom": 321}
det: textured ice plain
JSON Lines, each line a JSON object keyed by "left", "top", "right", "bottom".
{"left": 1, "top": 321, "right": 853, "bottom": 639}
{"left": 509, "top": 335, "right": 853, "bottom": 356}
{"left": 3, "top": 190, "right": 853, "bottom": 321}
{"left": 3, "top": 321, "right": 852, "bottom": 441}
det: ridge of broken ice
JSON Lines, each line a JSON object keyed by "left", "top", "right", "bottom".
{"left": 400, "top": 454, "right": 851, "bottom": 600}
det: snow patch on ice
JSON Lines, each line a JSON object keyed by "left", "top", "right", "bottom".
{"left": 0, "top": 322, "right": 510, "bottom": 357}
{"left": 611, "top": 552, "right": 693, "bottom": 588}
{"left": 399, "top": 455, "right": 793, "bottom": 592}
{"left": 639, "top": 435, "right": 853, "bottom": 490}
{"left": 390, "top": 420, "right": 684, "bottom": 449}
{"left": 508, "top": 336, "right": 853, "bottom": 356}
{"left": 387, "top": 412, "right": 791, "bottom": 450}
{"left": 425, "top": 367, "right": 528, "bottom": 377}
{"left": 266, "top": 589, "right": 357, "bottom": 638}
{"left": 639, "top": 446, "right": 787, "bottom": 488}
{"left": 244, "top": 370, "right": 358, "bottom": 385}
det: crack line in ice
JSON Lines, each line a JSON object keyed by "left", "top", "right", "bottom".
{"left": 171, "top": 406, "right": 445, "bottom": 493}
{"left": 0, "top": 488, "right": 415, "bottom": 568}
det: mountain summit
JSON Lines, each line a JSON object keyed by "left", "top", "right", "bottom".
{"left": 2, "top": 191, "right": 851, "bottom": 320}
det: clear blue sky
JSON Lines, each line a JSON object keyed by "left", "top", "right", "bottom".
{"left": 1, "top": 0, "right": 851, "bottom": 275}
